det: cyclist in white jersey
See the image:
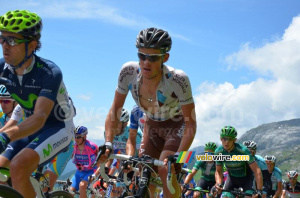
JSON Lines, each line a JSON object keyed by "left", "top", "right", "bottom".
{"left": 98, "top": 27, "right": 196, "bottom": 197}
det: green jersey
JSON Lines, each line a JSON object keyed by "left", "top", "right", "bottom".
{"left": 193, "top": 161, "right": 216, "bottom": 182}
{"left": 215, "top": 143, "right": 255, "bottom": 177}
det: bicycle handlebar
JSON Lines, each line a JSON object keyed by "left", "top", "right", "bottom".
{"left": 98, "top": 154, "right": 176, "bottom": 194}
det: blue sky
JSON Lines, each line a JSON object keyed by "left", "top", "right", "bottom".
{"left": 1, "top": 0, "right": 300, "bottom": 148}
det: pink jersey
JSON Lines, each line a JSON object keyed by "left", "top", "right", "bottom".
{"left": 72, "top": 140, "right": 98, "bottom": 171}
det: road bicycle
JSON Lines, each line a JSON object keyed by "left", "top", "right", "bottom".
{"left": 93, "top": 145, "right": 180, "bottom": 198}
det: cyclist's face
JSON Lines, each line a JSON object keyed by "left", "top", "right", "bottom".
{"left": 0, "top": 99, "right": 14, "bottom": 114}
{"left": 1, "top": 31, "right": 27, "bottom": 66}
{"left": 289, "top": 177, "right": 297, "bottom": 185}
{"left": 138, "top": 48, "right": 169, "bottom": 79}
{"left": 221, "top": 136, "right": 236, "bottom": 151}
{"left": 266, "top": 161, "right": 275, "bottom": 171}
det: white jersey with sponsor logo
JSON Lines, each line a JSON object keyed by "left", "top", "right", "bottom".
{"left": 117, "top": 61, "right": 194, "bottom": 121}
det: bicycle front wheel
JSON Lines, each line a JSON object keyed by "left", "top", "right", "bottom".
{"left": 0, "top": 184, "right": 24, "bottom": 198}
{"left": 49, "top": 190, "right": 73, "bottom": 198}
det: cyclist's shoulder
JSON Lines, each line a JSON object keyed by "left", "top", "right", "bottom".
{"left": 235, "top": 143, "right": 251, "bottom": 154}
{"left": 0, "top": 58, "right": 5, "bottom": 67}
{"left": 121, "top": 61, "right": 139, "bottom": 71}
{"left": 163, "top": 65, "right": 190, "bottom": 81}
{"left": 34, "top": 55, "right": 62, "bottom": 75}
{"left": 85, "top": 140, "right": 98, "bottom": 151}
{"left": 273, "top": 166, "right": 282, "bottom": 174}
{"left": 254, "top": 154, "right": 264, "bottom": 161}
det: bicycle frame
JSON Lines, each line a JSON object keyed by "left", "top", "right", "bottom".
{"left": 97, "top": 153, "right": 176, "bottom": 196}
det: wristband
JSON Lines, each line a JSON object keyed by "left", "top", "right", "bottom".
{"left": 105, "top": 142, "right": 112, "bottom": 147}
{"left": 0, "top": 132, "right": 11, "bottom": 144}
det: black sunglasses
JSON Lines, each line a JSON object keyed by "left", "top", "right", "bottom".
{"left": 137, "top": 52, "right": 164, "bottom": 62}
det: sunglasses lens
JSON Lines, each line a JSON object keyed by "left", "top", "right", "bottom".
{"left": 137, "top": 52, "right": 146, "bottom": 61}
{"left": 137, "top": 52, "right": 161, "bottom": 62}
{"left": 0, "top": 100, "right": 12, "bottom": 104}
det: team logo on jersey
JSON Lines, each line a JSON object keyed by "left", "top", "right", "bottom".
{"left": 11, "top": 93, "right": 38, "bottom": 109}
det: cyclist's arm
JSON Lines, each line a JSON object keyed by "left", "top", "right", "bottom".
{"left": 281, "top": 189, "right": 286, "bottom": 198}
{"left": 250, "top": 161, "right": 263, "bottom": 191}
{"left": 177, "top": 103, "right": 196, "bottom": 152}
{"left": 215, "top": 164, "right": 223, "bottom": 186}
{"left": 184, "top": 169, "right": 197, "bottom": 185}
{"left": 274, "top": 181, "right": 282, "bottom": 198}
{"left": 126, "top": 128, "right": 137, "bottom": 156}
{"left": 0, "top": 96, "right": 54, "bottom": 141}
{"left": 105, "top": 91, "right": 127, "bottom": 142}
{"left": 1, "top": 118, "right": 18, "bottom": 131}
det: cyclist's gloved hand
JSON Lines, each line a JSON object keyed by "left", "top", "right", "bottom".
{"left": 94, "top": 142, "right": 113, "bottom": 165}
{"left": 0, "top": 132, "right": 10, "bottom": 153}
{"left": 182, "top": 183, "right": 188, "bottom": 194}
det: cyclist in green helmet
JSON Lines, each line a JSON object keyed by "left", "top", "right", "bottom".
{"left": 215, "top": 126, "right": 263, "bottom": 198}
{"left": 183, "top": 142, "right": 217, "bottom": 198}
{"left": 0, "top": 10, "right": 75, "bottom": 197}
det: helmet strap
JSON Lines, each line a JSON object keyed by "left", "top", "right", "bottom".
{"left": 12, "top": 42, "right": 34, "bottom": 70}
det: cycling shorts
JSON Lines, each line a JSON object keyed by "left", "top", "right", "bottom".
{"left": 2, "top": 119, "right": 74, "bottom": 167}
{"left": 223, "top": 173, "right": 255, "bottom": 197}
{"left": 45, "top": 139, "right": 74, "bottom": 176}
{"left": 197, "top": 178, "right": 215, "bottom": 191}
{"left": 139, "top": 115, "right": 184, "bottom": 158}
{"left": 71, "top": 168, "right": 96, "bottom": 191}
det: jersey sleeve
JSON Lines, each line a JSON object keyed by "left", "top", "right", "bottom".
{"left": 10, "top": 104, "right": 25, "bottom": 122}
{"left": 116, "top": 62, "right": 137, "bottom": 95}
{"left": 129, "top": 105, "right": 143, "bottom": 130}
{"left": 193, "top": 160, "right": 204, "bottom": 171}
{"left": 39, "top": 64, "right": 63, "bottom": 102}
{"left": 171, "top": 69, "right": 194, "bottom": 106}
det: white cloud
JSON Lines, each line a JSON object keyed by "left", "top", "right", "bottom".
{"left": 192, "top": 15, "right": 300, "bottom": 148}
{"left": 77, "top": 94, "right": 92, "bottom": 101}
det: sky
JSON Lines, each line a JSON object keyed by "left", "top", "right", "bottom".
{"left": 1, "top": 0, "right": 300, "bottom": 148}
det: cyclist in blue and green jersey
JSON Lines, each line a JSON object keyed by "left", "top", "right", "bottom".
{"left": 183, "top": 142, "right": 217, "bottom": 198}
{"left": 264, "top": 155, "right": 282, "bottom": 198}
{"left": 0, "top": 10, "right": 75, "bottom": 197}
{"left": 215, "top": 126, "right": 263, "bottom": 198}
{"left": 243, "top": 140, "right": 270, "bottom": 198}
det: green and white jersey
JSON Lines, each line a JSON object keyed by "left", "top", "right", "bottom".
{"left": 193, "top": 161, "right": 216, "bottom": 182}
{"left": 215, "top": 143, "right": 255, "bottom": 177}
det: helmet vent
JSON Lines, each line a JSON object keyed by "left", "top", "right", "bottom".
{"left": 10, "top": 19, "right": 15, "bottom": 26}
{"left": 3, "top": 20, "right": 8, "bottom": 27}
{"left": 24, "top": 15, "right": 30, "bottom": 18}
{"left": 7, "top": 14, "right": 13, "bottom": 19}
{"left": 12, "top": 27, "right": 19, "bottom": 30}
{"left": 17, "top": 19, "right": 23, "bottom": 25}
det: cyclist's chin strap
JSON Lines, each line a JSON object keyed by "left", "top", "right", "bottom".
{"left": 11, "top": 42, "right": 35, "bottom": 70}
